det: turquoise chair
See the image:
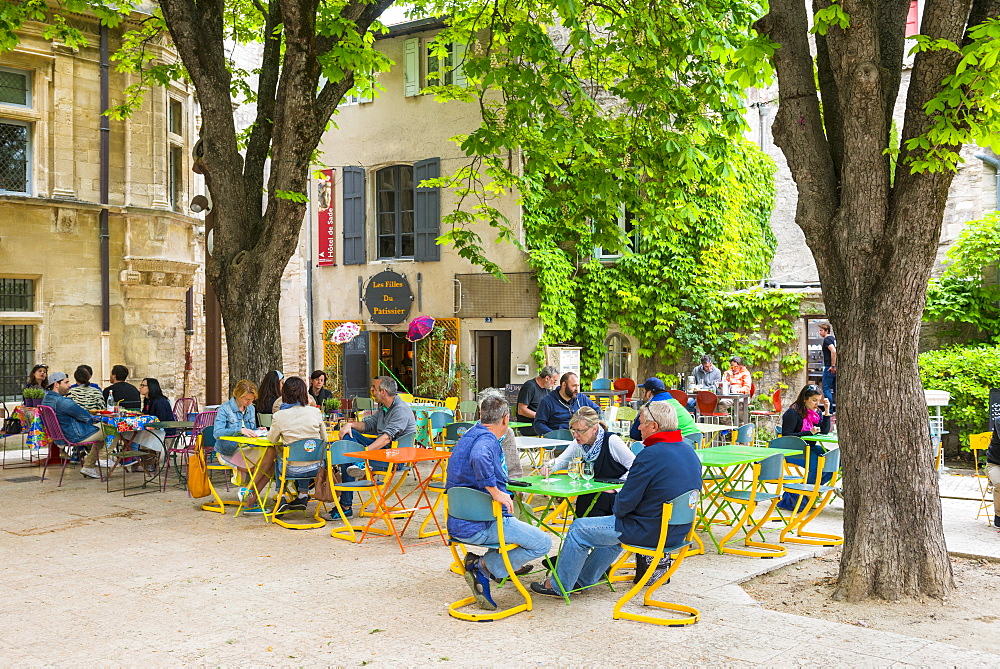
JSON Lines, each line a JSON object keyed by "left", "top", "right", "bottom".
{"left": 272, "top": 437, "right": 327, "bottom": 529}
{"left": 592, "top": 378, "right": 612, "bottom": 391}
{"left": 443, "top": 422, "right": 475, "bottom": 447}
{"left": 718, "top": 453, "right": 786, "bottom": 557}
{"left": 780, "top": 449, "right": 843, "bottom": 546}
{"left": 732, "top": 423, "right": 755, "bottom": 446}
{"left": 429, "top": 411, "right": 452, "bottom": 446}
{"left": 630, "top": 441, "right": 645, "bottom": 455}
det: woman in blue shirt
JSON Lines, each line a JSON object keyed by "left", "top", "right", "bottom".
{"left": 213, "top": 379, "right": 271, "bottom": 514}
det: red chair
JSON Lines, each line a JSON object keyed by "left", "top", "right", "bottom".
{"left": 668, "top": 389, "right": 689, "bottom": 405}
{"left": 695, "top": 391, "right": 728, "bottom": 424}
{"left": 613, "top": 378, "right": 636, "bottom": 401}
{"left": 173, "top": 397, "right": 199, "bottom": 421}
{"left": 162, "top": 410, "right": 217, "bottom": 491}
{"left": 749, "top": 389, "right": 782, "bottom": 441}
{"left": 37, "top": 405, "right": 106, "bottom": 486}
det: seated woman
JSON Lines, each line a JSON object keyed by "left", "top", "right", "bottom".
{"left": 25, "top": 364, "right": 48, "bottom": 391}
{"left": 68, "top": 366, "right": 105, "bottom": 413}
{"left": 268, "top": 377, "right": 326, "bottom": 514}
{"left": 117, "top": 378, "right": 177, "bottom": 468}
{"left": 777, "top": 385, "right": 833, "bottom": 511}
{"left": 213, "top": 379, "right": 271, "bottom": 514}
{"left": 540, "top": 406, "right": 634, "bottom": 517}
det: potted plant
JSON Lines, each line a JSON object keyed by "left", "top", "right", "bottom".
{"left": 322, "top": 397, "right": 341, "bottom": 419}
{"left": 22, "top": 387, "right": 45, "bottom": 407}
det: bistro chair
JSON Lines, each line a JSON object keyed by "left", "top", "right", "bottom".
{"left": 201, "top": 427, "right": 245, "bottom": 515}
{"left": 444, "top": 397, "right": 459, "bottom": 412}
{"left": 779, "top": 448, "right": 843, "bottom": 546}
{"left": 544, "top": 429, "right": 573, "bottom": 441}
{"left": 442, "top": 422, "right": 475, "bottom": 448}
{"left": 718, "top": 453, "right": 786, "bottom": 558}
{"left": 969, "top": 431, "right": 995, "bottom": 523}
{"left": 668, "top": 389, "right": 689, "bottom": 405}
{"left": 429, "top": 411, "right": 453, "bottom": 448}
{"left": 767, "top": 436, "right": 810, "bottom": 484}
{"left": 353, "top": 397, "right": 374, "bottom": 420}
{"left": 695, "top": 391, "right": 728, "bottom": 424}
{"left": 592, "top": 378, "right": 612, "bottom": 391}
{"left": 630, "top": 441, "right": 645, "bottom": 456}
{"left": 37, "top": 405, "right": 105, "bottom": 486}
{"left": 608, "top": 490, "right": 701, "bottom": 626}
{"left": 457, "top": 400, "right": 478, "bottom": 421}
{"left": 731, "top": 423, "right": 755, "bottom": 446}
{"left": 749, "top": 389, "right": 782, "bottom": 438}
{"left": 172, "top": 397, "right": 198, "bottom": 421}
{"left": 613, "top": 378, "right": 636, "bottom": 401}
{"left": 101, "top": 422, "right": 160, "bottom": 497}
{"left": 271, "top": 438, "right": 327, "bottom": 530}
{"left": 257, "top": 413, "right": 273, "bottom": 428}
{"left": 163, "top": 410, "right": 217, "bottom": 491}
{"left": 446, "top": 486, "right": 533, "bottom": 622}
{"left": 326, "top": 440, "right": 395, "bottom": 543}
{"left": 398, "top": 393, "right": 415, "bottom": 403}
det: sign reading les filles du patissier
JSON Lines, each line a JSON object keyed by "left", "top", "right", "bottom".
{"left": 364, "top": 270, "right": 413, "bottom": 325}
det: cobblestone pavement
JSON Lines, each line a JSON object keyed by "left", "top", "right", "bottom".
{"left": 0, "top": 456, "right": 997, "bottom": 666}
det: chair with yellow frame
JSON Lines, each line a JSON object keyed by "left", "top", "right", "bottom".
{"left": 608, "top": 489, "right": 701, "bottom": 626}
{"left": 270, "top": 437, "right": 327, "bottom": 530}
{"left": 969, "top": 431, "right": 995, "bottom": 523}
{"left": 446, "top": 486, "right": 533, "bottom": 622}
{"left": 779, "top": 447, "right": 843, "bottom": 546}
{"left": 326, "top": 439, "right": 394, "bottom": 543}
{"left": 398, "top": 393, "right": 414, "bottom": 403}
{"left": 444, "top": 397, "right": 459, "bottom": 412}
{"left": 352, "top": 396, "right": 374, "bottom": 420}
{"left": 717, "top": 452, "right": 787, "bottom": 558}
{"left": 767, "top": 435, "right": 810, "bottom": 485}
{"left": 201, "top": 427, "right": 246, "bottom": 514}
{"left": 457, "top": 400, "right": 478, "bottom": 421}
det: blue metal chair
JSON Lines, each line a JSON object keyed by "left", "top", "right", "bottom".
{"left": 780, "top": 448, "right": 843, "bottom": 546}
{"left": 592, "top": 378, "right": 613, "bottom": 391}
{"left": 718, "top": 453, "right": 786, "bottom": 557}
{"left": 446, "top": 486, "right": 533, "bottom": 622}
{"left": 732, "top": 423, "right": 755, "bottom": 446}
{"left": 630, "top": 440, "right": 645, "bottom": 455}
{"left": 327, "top": 440, "right": 393, "bottom": 543}
{"left": 609, "top": 490, "right": 701, "bottom": 626}
{"left": 442, "top": 422, "right": 475, "bottom": 447}
{"left": 429, "top": 411, "right": 452, "bottom": 447}
{"left": 272, "top": 437, "right": 327, "bottom": 529}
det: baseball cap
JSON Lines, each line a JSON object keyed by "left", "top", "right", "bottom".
{"left": 640, "top": 377, "right": 667, "bottom": 392}
{"left": 47, "top": 371, "right": 68, "bottom": 387}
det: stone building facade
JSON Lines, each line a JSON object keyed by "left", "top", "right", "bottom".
{"left": 0, "top": 9, "right": 204, "bottom": 402}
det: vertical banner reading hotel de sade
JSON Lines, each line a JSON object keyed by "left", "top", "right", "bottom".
{"left": 317, "top": 168, "right": 335, "bottom": 266}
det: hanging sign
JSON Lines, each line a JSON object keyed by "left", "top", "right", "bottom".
{"left": 364, "top": 270, "right": 413, "bottom": 325}
{"left": 317, "top": 168, "right": 335, "bottom": 266}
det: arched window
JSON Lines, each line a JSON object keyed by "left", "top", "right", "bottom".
{"left": 604, "top": 333, "right": 630, "bottom": 380}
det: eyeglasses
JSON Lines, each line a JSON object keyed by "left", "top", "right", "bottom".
{"left": 570, "top": 426, "right": 592, "bottom": 435}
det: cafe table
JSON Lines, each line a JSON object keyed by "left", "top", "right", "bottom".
{"left": 512, "top": 474, "right": 624, "bottom": 601}
{"left": 514, "top": 436, "right": 574, "bottom": 469}
{"left": 216, "top": 434, "right": 277, "bottom": 517}
{"left": 12, "top": 405, "right": 57, "bottom": 466}
{"left": 696, "top": 444, "right": 803, "bottom": 554}
{"left": 693, "top": 421, "right": 734, "bottom": 448}
{"left": 689, "top": 392, "right": 751, "bottom": 425}
{"left": 343, "top": 446, "right": 451, "bottom": 553}
{"left": 409, "top": 404, "right": 453, "bottom": 446}
{"left": 808, "top": 433, "right": 840, "bottom": 448}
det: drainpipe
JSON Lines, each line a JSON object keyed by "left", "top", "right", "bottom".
{"left": 99, "top": 24, "right": 111, "bottom": 385}
{"left": 306, "top": 180, "right": 314, "bottom": 375}
{"left": 974, "top": 154, "right": 1000, "bottom": 210}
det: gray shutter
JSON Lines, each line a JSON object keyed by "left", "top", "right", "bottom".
{"left": 413, "top": 157, "right": 440, "bottom": 262}
{"left": 343, "top": 333, "right": 370, "bottom": 402}
{"left": 342, "top": 166, "right": 366, "bottom": 265}
{"left": 404, "top": 38, "right": 420, "bottom": 96}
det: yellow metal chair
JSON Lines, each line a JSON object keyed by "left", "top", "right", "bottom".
{"left": 444, "top": 397, "right": 459, "bottom": 412}
{"left": 200, "top": 428, "right": 245, "bottom": 514}
{"left": 326, "top": 440, "right": 394, "bottom": 543}
{"left": 446, "top": 486, "right": 533, "bottom": 622}
{"left": 780, "top": 448, "right": 843, "bottom": 546}
{"left": 608, "top": 490, "right": 701, "bottom": 626}
{"left": 417, "top": 480, "right": 448, "bottom": 538}
{"left": 717, "top": 453, "right": 787, "bottom": 558}
{"left": 398, "top": 393, "right": 414, "bottom": 403}
{"left": 271, "top": 438, "right": 327, "bottom": 530}
{"left": 969, "top": 431, "right": 995, "bottom": 522}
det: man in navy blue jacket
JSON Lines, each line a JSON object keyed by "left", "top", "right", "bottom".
{"left": 533, "top": 372, "right": 601, "bottom": 435}
{"left": 531, "top": 401, "right": 702, "bottom": 597}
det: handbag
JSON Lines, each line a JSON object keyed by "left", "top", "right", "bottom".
{"left": 634, "top": 554, "right": 672, "bottom": 585}
{"left": 2, "top": 401, "right": 22, "bottom": 436}
{"left": 187, "top": 439, "right": 212, "bottom": 499}
{"left": 313, "top": 465, "right": 341, "bottom": 503}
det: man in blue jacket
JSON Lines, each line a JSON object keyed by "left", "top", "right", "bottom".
{"left": 533, "top": 372, "right": 601, "bottom": 435}
{"left": 531, "top": 400, "right": 702, "bottom": 597}
{"left": 446, "top": 394, "right": 552, "bottom": 611}
{"left": 41, "top": 372, "right": 104, "bottom": 479}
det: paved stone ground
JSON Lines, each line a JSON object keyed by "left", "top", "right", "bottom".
{"left": 1, "top": 455, "right": 999, "bottom": 666}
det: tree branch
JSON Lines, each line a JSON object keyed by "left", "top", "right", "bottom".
{"left": 243, "top": 0, "right": 283, "bottom": 216}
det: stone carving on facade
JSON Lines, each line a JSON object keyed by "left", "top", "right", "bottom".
{"left": 119, "top": 256, "right": 198, "bottom": 289}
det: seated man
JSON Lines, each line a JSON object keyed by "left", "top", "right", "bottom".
{"left": 446, "top": 394, "right": 552, "bottom": 611}
{"left": 41, "top": 372, "right": 104, "bottom": 479}
{"left": 629, "top": 377, "right": 700, "bottom": 444}
{"left": 530, "top": 400, "right": 702, "bottom": 597}
{"left": 336, "top": 376, "right": 416, "bottom": 519}
{"left": 533, "top": 372, "right": 600, "bottom": 435}
{"left": 102, "top": 364, "right": 142, "bottom": 411}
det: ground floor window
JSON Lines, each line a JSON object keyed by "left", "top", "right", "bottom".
{"left": 0, "top": 324, "right": 33, "bottom": 399}
{"left": 604, "top": 333, "right": 629, "bottom": 380}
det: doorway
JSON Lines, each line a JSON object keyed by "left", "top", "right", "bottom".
{"left": 474, "top": 330, "right": 511, "bottom": 391}
{"left": 375, "top": 331, "right": 415, "bottom": 394}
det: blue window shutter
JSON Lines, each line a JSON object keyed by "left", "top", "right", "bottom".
{"left": 404, "top": 38, "right": 420, "bottom": 97}
{"left": 342, "top": 166, "right": 366, "bottom": 265}
{"left": 413, "top": 157, "right": 440, "bottom": 262}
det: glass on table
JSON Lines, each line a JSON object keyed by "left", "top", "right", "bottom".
{"left": 567, "top": 458, "right": 581, "bottom": 486}
{"left": 539, "top": 445, "right": 558, "bottom": 483}
{"left": 581, "top": 461, "right": 594, "bottom": 483}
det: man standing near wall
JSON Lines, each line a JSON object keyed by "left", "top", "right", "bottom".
{"left": 819, "top": 323, "right": 837, "bottom": 411}
{"left": 515, "top": 366, "right": 559, "bottom": 436}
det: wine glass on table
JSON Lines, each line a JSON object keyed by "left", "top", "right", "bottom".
{"left": 582, "top": 461, "right": 594, "bottom": 484}
{"left": 539, "top": 446, "right": 557, "bottom": 483}
{"left": 567, "top": 458, "right": 581, "bottom": 486}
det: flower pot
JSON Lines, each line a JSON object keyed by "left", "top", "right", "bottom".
{"left": 22, "top": 398, "right": 42, "bottom": 408}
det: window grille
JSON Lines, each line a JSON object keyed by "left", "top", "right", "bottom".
{"left": 0, "top": 121, "right": 29, "bottom": 192}
{"left": 0, "top": 69, "right": 28, "bottom": 106}
{"left": 0, "top": 278, "right": 33, "bottom": 311}
{"left": 453, "top": 272, "right": 540, "bottom": 319}
{"left": 0, "top": 324, "right": 33, "bottom": 399}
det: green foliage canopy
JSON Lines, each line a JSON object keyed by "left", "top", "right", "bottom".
{"left": 918, "top": 344, "right": 1000, "bottom": 447}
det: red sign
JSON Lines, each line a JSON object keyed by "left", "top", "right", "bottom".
{"left": 317, "top": 168, "right": 335, "bottom": 266}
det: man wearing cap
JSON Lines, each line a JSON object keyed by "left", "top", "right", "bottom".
{"left": 533, "top": 372, "right": 601, "bottom": 435}
{"left": 41, "top": 372, "right": 105, "bottom": 479}
{"left": 629, "top": 377, "right": 700, "bottom": 443}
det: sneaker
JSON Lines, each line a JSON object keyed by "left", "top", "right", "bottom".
{"left": 276, "top": 497, "right": 309, "bottom": 515}
{"left": 81, "top": 467, "right": 101, "bottom": 479}
{"left": 514, "top": 563, "right": 534, "bottom": 577}
{"left": 241, "top": 505, "right": 265, "bottom": 515}
{"left": 529, "top": 580, "right": 563, "bottom": 598}
{"left": 464, "top": 564, "right": 498, "bottom": 611}
{"left": 98, "top": 459, "right": 116, "bottom": 469}
{"left": 237, "top": 487, "right": 249, "bottom": 502}
{"left": 463, "top": 551, "right": 481, "bottom": 572}
{"left": 346, "top": 464, "right": 366, "bottom": 479}
{"left": 328, "top": 507, "right": 353, "bottom": 521}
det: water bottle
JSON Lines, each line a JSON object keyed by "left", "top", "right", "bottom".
{"left": 106, "top": 390, "right": 115, "bottom": 412}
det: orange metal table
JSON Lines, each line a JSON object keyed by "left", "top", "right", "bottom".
{"left": 343, "top": 447, "right": 451, "bottom": 553}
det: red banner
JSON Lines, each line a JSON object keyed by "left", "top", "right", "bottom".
{"left": 317, "top": 168, "right": 335, "bottom": 266}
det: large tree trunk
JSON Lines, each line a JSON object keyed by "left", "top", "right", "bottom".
{"left": 755, "top": 0, "right": 998, "bottom": 600}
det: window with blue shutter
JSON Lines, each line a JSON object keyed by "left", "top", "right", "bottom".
{"left": 413, "top": 157, "right": 441, "bottom": 262}
{"left": 342, "top": 166, "right": 366, "bottom": 265}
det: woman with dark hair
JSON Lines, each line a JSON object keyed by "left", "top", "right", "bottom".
{"left": 267, "top": 376, "right": 325, "bottom": 515}
{"left": 777, "top": 385, "right": 833, "bottom": 511}
{"left": 255, "top": 370, "right": 284, "bottom": 415}
{"left": 115, "top": 377, "right": 178, "bottom": 465}
{"left": 25, "top": 364, "right": 48, "bottom": 390}
{"left": 309, "top": 370, "right": 333, "bottom": 406}
{"left": 68, "top": 366, "right": 105, "bottom": 412}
